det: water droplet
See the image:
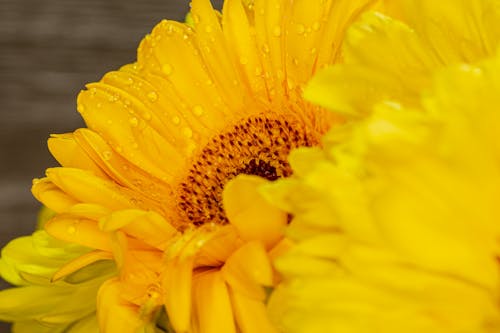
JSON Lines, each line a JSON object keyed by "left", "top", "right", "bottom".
{"left": 206, "top": 79, "right": 213, "bottom": 86}
{"left": 255, "top": 67, "right": 263, "bottom": 76}
{"left": 129, "top": 117, "right": 139, "bottom": 127}
{"left": 126, "top": 77, "right": 134, "bottom": 85}
{"left": 67, "top": 225, "right": 76, "bottom": 235}
{"left": 273, "top": 26, "right": 281, "bottom": 37}
{"left": 310, "top": 47, "right": 317, "bottom": 55}
{"left": 132, "top": 142, "right": 139, "bottom": 149}
{"left": 96, "top": 102, "right": 102, "bottom": 108}
{"left": 102, "top": 150, "right": 112, "bottom": 161}
{"left": 162, "top": 64, "right": 173, "bottom": 76}
{"left": 262, "top": 44, "right": 270, "bottom": 54}
{"left": 147, "top": 91, "right": 158, "bottom": 102}
{"left": 293, "top": 58, "right": 299, "bottom": 66}
{"left": 143, "top": 112, "right": 152, "bottom": 121}
{"left": 107, "top": 119, "right": 113, "bottom": 125}
{"left": 77, "top": 105, "right": 85, "bottom": 113}
{"left": 193, "top": 105, "right": 204, "bottom": 116}
{"left": 172, "top": 116, "right": 181, "bottom": 125}
{"left": 205, "top": 25, "right": 213, "bottom": 33}
{"left": 182, "top": 127, "right": 193, "bottom": 138}
{"left": 312, "top": 21, "right": 321, "bottom": 31}
{"left": 115, "top": 146, "right": 123, "bottom": 153}
{"left": 296, "top": 24, "right": 305, "bottom": 34}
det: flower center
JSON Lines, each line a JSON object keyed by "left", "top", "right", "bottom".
{"left": 176, "top": 114, "right": 321, "bottom": 226}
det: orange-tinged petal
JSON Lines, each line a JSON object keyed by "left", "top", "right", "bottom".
{"left": 31, "top": 178, "right": 79, "bottom": 213}
{"left": 97, "top": 279, "right": 145, "bottom": 333}
{"left": 48, "top": 133, "right": 107, "bottom": 178}
{"left": 65, "top": 203, "right": 111, "bottom": 221}
{"left": 191, "top": 0, "right": 246, "bottom": 110}
{"left": 253, "top": 0, "right": 287, "bottom": 102}
{"left": 77, "top": 85, "right": 179, "bottom": 183}
{"left": 195, "top": 225, "right": 241, "bottom": 267}
{"left": 223, "top": 175, "right": 287, "bottom": 248}
{"left": 74, "top": 128, "right": 172, "bottom": 204}
{"left": 100, "top": 209, "right": 177, "bottom": 250}
{"left": 45, "top": 215, "right": 112, "bottom": 251}
{"left": 45, "top": 167, "right": 149, "bottom": 211}
{"left": 138, "top": 20, "right": 233, "bottom": 137}
{"left": 162, "top": 256, "right": 194, "bottom": 332}
{"left": 221, "top": 241, "right": 273, "bottom": 301}
{"left": 222, "top": 0, "right": 267, "bottom": 99}
{"left": 229, "top": 287, "right": 278, "bottom": 333}
{"left": 192, "top": 270, "right": 236, "bottom": 333}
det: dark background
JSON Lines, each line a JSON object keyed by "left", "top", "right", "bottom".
{"left": 0, "top": 0, "right": 222, "bottom": 331}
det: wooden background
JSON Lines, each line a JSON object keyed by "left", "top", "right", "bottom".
{"left": 0, "top": 0, "right": 222, "bottom": 331}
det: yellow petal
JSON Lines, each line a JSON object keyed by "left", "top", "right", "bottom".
{"left": 47, "top": 133, "right": 107, "bottom": 178}
{"left": 45, "top": 167, "right": 150, "bottom": 211}
{"left": 99, "top": 209, "right": 177, "bottom": 250}
{"left": 97, "top": 279, "right": 144, "bottom": 333}
{"left": 192, "top": 270, "right": 236, "bottom": 333}
{"left": 229, "top": 287, "right": 278, "bottom": 333}
{"left": 223, "top": 175, "right": 287, "bottom": 248}
{"left": 31, "top": 178, "right": 79, "bottom": 213}
{"left": 191, "top": 0, "right": 247, "bottom": 110}
{"left": 399, "top": 0, "right": 500, "bottom": 63}
{"left": 221, "top": 0, "right": 267, "bottom": 97}
{"left": 195, "top": 225, "right": 241, "bottom": 267}
{"left": 51, "top": 250, "right": 113, "bottom": 282}
{"left": 74, "top": 128, "right": 172, "bottom": 205}
{"left": 45, "top": 215, "right": 112, "bottom": 251}
{"left": 161, "top": 256, "right": 194, "bottom": 332}
{"left": 221, "top": 241, "right": 272, "bottom": 301}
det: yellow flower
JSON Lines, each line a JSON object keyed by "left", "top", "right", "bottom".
{"left": 1, "top": 0, "right": 387, "bottom": 332}
{"left": 266, "top": 2, "right": 500, "bottom": 331}
{"left": 305, "top": 0, "right": 500, "bottom": 116}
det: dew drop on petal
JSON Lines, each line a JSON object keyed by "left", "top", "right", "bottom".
{"left": 172, "top": 116, "right": 181, "bottom": 125}
{"left": 162, "top": 64, "right": 173, "bottom": 76}
{"left": 102, "top": 150, "right": 112, "bottom": 161}
{"left": 312, "top": 21, "right": 321, "bottom": 31}
{"left": 147, "top": 91, "right": 158, "bottom": 102}
{"left": 129, "top": 117, "right": 139, "bottom": 127}
{"left": 193, "top": 105, "right": 204, "bottom": 116}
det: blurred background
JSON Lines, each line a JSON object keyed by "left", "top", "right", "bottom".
{"left": 0, "top": 0, "right": 222, "bottom": 331}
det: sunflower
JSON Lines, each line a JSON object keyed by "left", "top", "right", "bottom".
{"left": 0, "top": 0, "right": 385, "bottom": 332}
{"left": 265, "top": 1, "right": 500, "bottom": 331}
{"left": 304, "top": 0, "right": 500, "bottom": 117}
